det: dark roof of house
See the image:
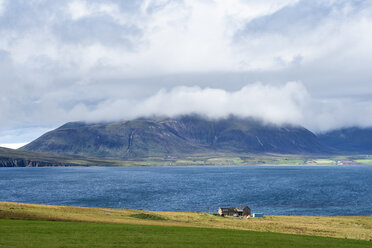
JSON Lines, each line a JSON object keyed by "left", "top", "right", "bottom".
{"left": 236, "top": 205, "right": 250, "bottom": 211}
{"left": 219, "top": 207, "right": 235, "bottom": 210}
{"left": 219, "top": 206, "right": 250, "bottom": 211}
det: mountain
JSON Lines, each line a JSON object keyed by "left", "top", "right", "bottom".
{"left": 21, "top": 115, "right": 329, "bottom": 159}
{"left": 318, "top": 127, "right": 372, "bottom": 153}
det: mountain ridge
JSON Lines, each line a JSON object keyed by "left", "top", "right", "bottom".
{"left": 318, "top": 127, "right": 372, "bottom": 153}
{"left": 21, "top": 115, "right": 330, "bottom": 159}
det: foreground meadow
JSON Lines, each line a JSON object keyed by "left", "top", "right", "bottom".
{"left": 0, "top": 202, "right": 371, "bottom": 244}
{"left": 1, "top": 218, "right": 371, "bottom": 248}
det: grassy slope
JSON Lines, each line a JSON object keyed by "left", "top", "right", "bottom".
{"left": 1, "top": 219, "right": 370, "bottom": 248}
{"left": 0, "top": 202, "right": 371, "bottom": 241}
{"left": 169, "top": 153, "right": 372, "bottom": 166}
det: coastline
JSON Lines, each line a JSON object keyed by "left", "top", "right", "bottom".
{"left": 2, "top": 147, "right": 372, "bottom": 167}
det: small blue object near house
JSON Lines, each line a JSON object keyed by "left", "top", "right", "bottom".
{"left": 252, "top": 213, "right": 264, "bottom": 218}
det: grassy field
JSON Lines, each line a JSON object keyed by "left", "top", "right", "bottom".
{"left": 0, "top": 202, "right": 371, "bottom": 242}
{"left": 1, "top": 219, "right": 371, "bottom": 248}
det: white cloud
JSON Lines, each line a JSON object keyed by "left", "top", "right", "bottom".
{"left": 2, "top": 0, "right": 372, "bottom": 75}
{"left": 50, "top": 82, "right": 309, "bottom": 129}
{"left": 2, "top": 80, "right": 372, "bottom": 145}
{"left": 132, "top": 82, "right": 308, "bottom": 125}
{"left": 60, "top": 81, "right": 372, "bottom": 133}
{"left": 1, "top": 0, "right": 372, "bottom": 143}
{"left": 64, "top": 81, "right": 372, "bottom": 133}
{"left": 0, "top": 126, "right": 53, "bottom": 146}
{"left": 68, "top": 0, "right": 119, "bottom": 20}
{"left": 0, "top": 0, "right": 5, "bottom": 16}
{"left": 0, "top": 143, "right": 27, "bottom": 149}
{"left": 68, "top": 1, "right": 91, "bottom": 20}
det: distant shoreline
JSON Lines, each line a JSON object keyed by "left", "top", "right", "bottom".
{"left": 2, "top": 146, "right": 372, "bottom": 167}
{"left": 1, "top": 163, "right": 372, "bottom": 168}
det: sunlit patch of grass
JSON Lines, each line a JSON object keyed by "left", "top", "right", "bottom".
{"left": 206, "top": 157, "right": 244, "bottom": 165}
{"left": 313, "top": 159, "right": 336, "bottom": 165}
{"left": 355, "top": 159, "right": 372, "bottom": 165}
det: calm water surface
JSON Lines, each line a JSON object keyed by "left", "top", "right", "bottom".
{"left": 0, "top": 166, "right": 371, "bottom": 216}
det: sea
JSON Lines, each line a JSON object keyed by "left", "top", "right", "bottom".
{"left": 0, "top": 165, "right": 371, "bottom": 216}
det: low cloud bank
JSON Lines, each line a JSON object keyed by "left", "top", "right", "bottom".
{"left": 116, "top": 82, "right": 307, "bottom": 126}
{"left": 2, "top": 81, "right": 372, "bottom": 145}
{"left": 74, "top": 82, "right": 372, "bottom": 133}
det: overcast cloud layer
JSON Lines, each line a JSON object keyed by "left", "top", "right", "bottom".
{"left": 1, "top": 0, "right": 372, "bottom": 145}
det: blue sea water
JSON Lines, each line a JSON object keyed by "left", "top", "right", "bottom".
{"left": 0, "top": 166, "right": 371, "bottom": 216}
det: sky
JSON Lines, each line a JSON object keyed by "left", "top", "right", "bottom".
{"left": 1, "top": 0, "right": 372, "bottom": 147}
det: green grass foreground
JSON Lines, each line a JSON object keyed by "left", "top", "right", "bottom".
{"left": 0, "top": 219, "right": 370, "bottom": 248}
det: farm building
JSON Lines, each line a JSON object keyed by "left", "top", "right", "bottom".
{"left": 218, "top": 207, "right": 235, "bottom": 216}
{"left": 218, "top": 206, "right": 251, "bottom": 216}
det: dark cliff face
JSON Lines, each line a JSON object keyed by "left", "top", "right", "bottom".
{"left": 318, "top": 127, "right": 372, "bottom": 153}
{"left": 0, "top": 146, "right": 85, "bottom": 167}
{"left": 21, "top": 115, "right": 330, "bottom": 158}
{"left": 0, "top": 158, "right": 74, "bottom": 167}
{"left": 161, "top": 116, "right": 327, "bottom": 154}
